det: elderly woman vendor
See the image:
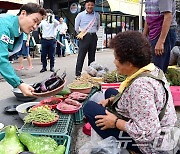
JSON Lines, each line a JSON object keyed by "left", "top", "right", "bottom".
{"left": 83, "top": 31, "right": 177, "bottom": 153}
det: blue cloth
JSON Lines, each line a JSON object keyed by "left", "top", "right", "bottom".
{"left": 75, "top": 10, "right": 100, "bottom": 33}
{"left": 83, "top": 88, "right": 142, "bottom": 153}
{"left": 0, "top": 14, "right": 22, "bottom": 87}
{"left": 17, "top": 40, "right": 30, "bottom": 57}
{"left": 150, "top": 28, "right": 176, "bottom": 72}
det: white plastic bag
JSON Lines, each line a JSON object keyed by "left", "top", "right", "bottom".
{"left": 79, "top": 136, "right": 121, "bottom": 154}
{"left": 88, "top": 91, "right": 105, "bottom": 102}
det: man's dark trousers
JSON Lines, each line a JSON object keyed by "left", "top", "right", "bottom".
{"left": 75, "top": 33, "right": 97, "bottom": 76}
{"left": 41, "top": 38, "right": 56, "bottom": 70}
{"left": 57, "top": 34, "right": 65, "bottom": 57}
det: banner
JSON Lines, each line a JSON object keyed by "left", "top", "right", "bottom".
{"left": 0, "top": 0, "right": 39, "bottom": 4}
{"left": 107, "top": 0, "right": 145, "bottom": 16}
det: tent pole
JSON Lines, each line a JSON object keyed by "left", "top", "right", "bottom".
{"left": 139, "top": 0, "right": 144, "bottom": 32}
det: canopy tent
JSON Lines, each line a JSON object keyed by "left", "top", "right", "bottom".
{"left": 106, "top": 0, "right": 144, "bottom": 31}
{"left": 0, "top": 0, "right": 39, "bottom": 10}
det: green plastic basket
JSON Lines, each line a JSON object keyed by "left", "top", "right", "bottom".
{"left": 21, "top": 113, "right": 74, "bottom": 136}
{"left": 73, "top": 87, "right": 98, "bottom": 124}
{"left": 0, "top": 132, "right": 71, "bottom": 154}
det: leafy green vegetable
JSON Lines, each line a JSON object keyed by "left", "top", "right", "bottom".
{"left": 0, "top": 125, "right": 24, "bottom": 154}
{"left": 165, "top": 68, "right": 180, "bottom": 86}
{"left": 103, "top": 70, "right": 126, "bottom": 83}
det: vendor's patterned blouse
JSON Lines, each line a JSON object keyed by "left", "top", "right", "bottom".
{"left": 116, "top": 68, "right": 177, "bottom": 153}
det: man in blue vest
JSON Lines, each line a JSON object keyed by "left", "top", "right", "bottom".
{"left": 0, "top": 3, "right": 46, "bottom": 96}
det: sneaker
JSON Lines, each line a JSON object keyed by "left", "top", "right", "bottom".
{"left": 27, "top": 66, "right": 33, "bottom": 70}
{"left": 40, "top": 68, "right": 47, "bottom": 73}
{"left": 16, "top": 66, "right": 24, "bottom": 71}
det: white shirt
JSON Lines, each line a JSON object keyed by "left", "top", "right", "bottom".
{"left": 39, "top": 19, "right": 59, "bottom": 38}
{"left": 56, "top": 22, "right": 68, "bottom": 35}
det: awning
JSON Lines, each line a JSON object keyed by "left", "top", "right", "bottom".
{"left": 0, "top": 0, "right": 39, "bottom": 10}
{"left": 107, "top": 0, "right": 145, "bottom": 16}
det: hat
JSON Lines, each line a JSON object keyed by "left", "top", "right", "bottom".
{"left": 85, "top": 0, "right": 95, "bottom": 3}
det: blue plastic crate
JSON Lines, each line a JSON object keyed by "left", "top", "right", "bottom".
{"left": 21, "top": 113, "right": 74, "bottom": 136}
{"left": 0, "top": 131, "right": 71, "bottom": 154}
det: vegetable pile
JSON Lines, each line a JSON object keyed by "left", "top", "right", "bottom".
{"left": 103, "top": 70, "right": 126, "bottom": 83}
{"left": 32, "top": 70, "right": 66, "bottom": 93}
{"left": 0, "top": 125, "right": 66, "bottom": 154}
{"left": 165, "top": 68, "right": 180, "bottom": 86}
{"left": 24, "top": 106, "right": 58, "bottom": 123}
{"left": 68, "top": 81, "right": 92, "bottom": 89}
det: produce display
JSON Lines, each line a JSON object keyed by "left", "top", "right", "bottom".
{"left": 0, "top": 125, "right": 66, "bottom": 154}
{"left": 103, "top": 70, "right": 126, "bottom": 83}
{"left": 67, "top": 81, "right": 92, "bottom": 89}
{"left": 57, "top": 96, "right": 82, "bottom": 113}
{"left": 40, "top": 97, "right": 62, "bottom": 109}
{"left": 68, "top": 92, "right": 88, "bottom": 100}
{"left": 0, "top": 125, "right": 24, "bottom": 154}
{"left": 32, "top": 70, "right": 66, "bottom": 93}
{"left": 165, "top": 68, "right": 180, "bottom": 86}
{"left": 24, "top": 106, "right": 58, "bottom": 124}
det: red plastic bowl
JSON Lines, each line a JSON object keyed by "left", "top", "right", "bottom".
{"left": 56, "top": 102, "right": 82, "bottom": 114}
{"left": 32, "top": 115, "right": 59, "bottom": 127}
{"left": 32, "top": 104, "right": 52, "bottom": 110}
{"left": 40, "top": 97, "right": 62, "bottom": 109}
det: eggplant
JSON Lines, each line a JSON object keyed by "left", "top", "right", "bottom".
{"left": 32, "top": 69, "right": 66, "bottom": 93}
{"left": 40, "top": 77, "right": 58, "bottom": 92}
{"left": 60, "top": 71, "right": 66, "bottom": 80}
{"left": 50, "top": 69, "right": 60, "bottom": 78}
{"left": 47, "top": 71, "right": 66, "bottom": 91}
{"left": 47, "top": 77, "right": 62, "bottom": 91}
{"left": 32, "top": 83, "right": 41, "bottom": 93}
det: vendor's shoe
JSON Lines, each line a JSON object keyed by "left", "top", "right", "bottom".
{"left": 50, "top": 68, "right": 55, "bottom": 72}
{"left": 40, "top": 68, "right": 47, "bottom": 73}
{"left": 82, "top": 122, "right": 91, "bottom": 136}
{"left": 16, "top": 66, "right": 24, "bottom": 71}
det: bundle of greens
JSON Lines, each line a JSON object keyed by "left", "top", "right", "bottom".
{"left": 165, "top": 68, "right": 180, "bottom": 86}
{"left": 103, "top": 70, "right": 126, "bottom": 83}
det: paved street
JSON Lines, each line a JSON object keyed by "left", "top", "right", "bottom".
{"left": 0, "top": 49, "right": 179, "bottom": 153}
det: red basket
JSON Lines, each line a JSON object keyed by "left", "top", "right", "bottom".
{"left": 56, "top": 102, "right": 82, "bottom": 114}
{"left": 101, "top": 83, "right": 121, "bottom": 92}
{"left": 170, "top": 86, "right": 180, "bottom": 106}
{"left": 32, "top": 115, "right": 59, "bottom": 127}
{"left": 40, "top": 97, "right": 62, "bottom": 109}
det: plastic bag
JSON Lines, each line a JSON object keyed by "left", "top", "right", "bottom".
{"left": 79, "top": 136, "right": 121, "bottom": 154}
{"left": 88, "top": 91, "right": 105, "bottom": 102}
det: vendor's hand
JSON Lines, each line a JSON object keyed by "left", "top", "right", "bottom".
{"left": 98, "top": 99, "right": 109, "bottom": 107}
{"left": 18, "top": 83, "right": 34, "bottom": 96}
{"left": 95, "top": 110, "right": 117, "bottom": 130}
{"left": 155, "top": 41, "right": 164, "bottom": 56}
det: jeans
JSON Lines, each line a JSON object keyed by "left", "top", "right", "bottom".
{"left": 150, "top": 28, "right": 176, "bottom": 73}
{"left": 41, "top": 38, "right": 56, "bottom": 69}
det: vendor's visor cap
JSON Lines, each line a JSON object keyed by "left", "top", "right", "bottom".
{"left": 85, "top": 0, "right": 95, "bottom": 3}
